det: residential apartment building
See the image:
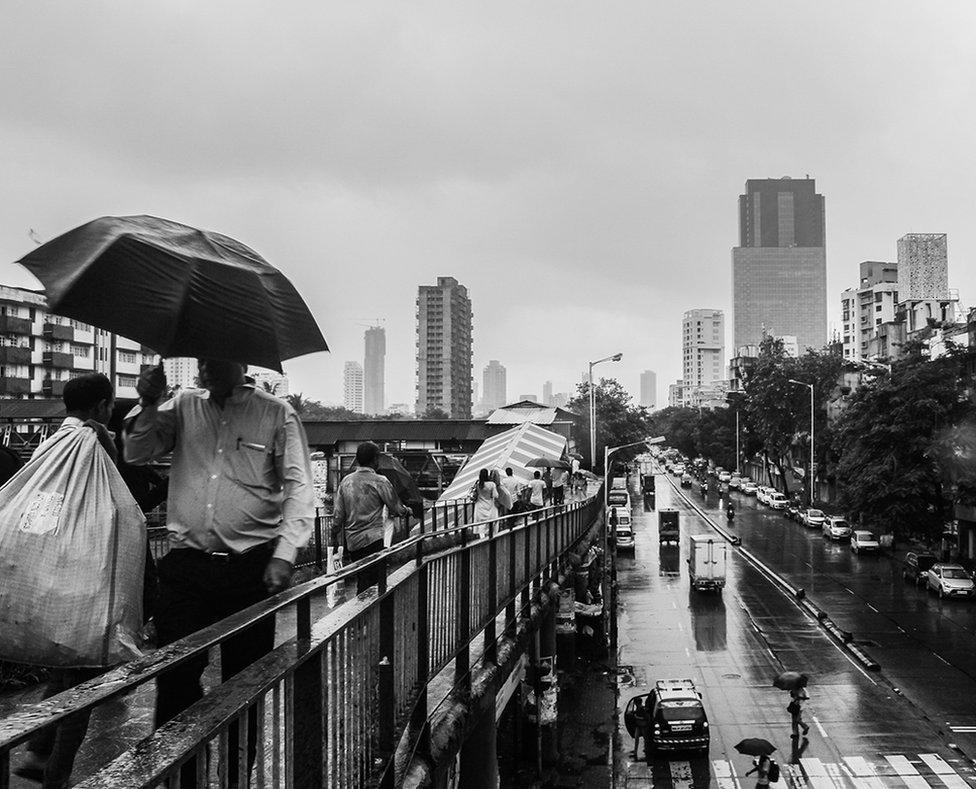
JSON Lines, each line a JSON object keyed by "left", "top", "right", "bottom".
{"left": 482, "top": 360, "right": 507, "bottom": 413}
{"left": 898, "top": 234, "right": 948, "bottom": 301}
{"left": 364, "top": 325, "right": 386, "bottom": 415}
{"left": 841, "top": 261, "right": 899, "bottom": 361}
{"left": 681, "top": 309, "right": 725, "bottom": 406}
{"left": 0, "top": 285, "right": 155, "bottom": 400}
{"left": 343, "top": 361, "right": 364, "bottom": 413}
{"left": 668, "top": 380, "right": 685, "bottom": 407}
{"left": 640, "top": 369, "right": 656, "bottom": 409}
{"left": 732, "top": 177, "right": 828, "bottom": 352}
{"left": 416, "top": 277, "right": 473, "bottom": 418}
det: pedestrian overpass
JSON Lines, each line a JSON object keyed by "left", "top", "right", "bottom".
{"left": 0, "top": 494, "right": 603, "bottom": 788}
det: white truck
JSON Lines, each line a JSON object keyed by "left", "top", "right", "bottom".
{"left": 688, "top": 534, "right": 727, "bottom": 592}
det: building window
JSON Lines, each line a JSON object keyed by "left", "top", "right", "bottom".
{"left": 71, "top": 344, "right": 90, "bottom": 357}
{"left": 118, "top": 374, "right": 138, "bottom": 388}
{"left": 119, "top": 351, "right": 137, "bottom": 364}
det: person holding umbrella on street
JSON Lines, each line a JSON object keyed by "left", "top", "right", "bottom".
{"left": 125, "top": 359, "right": 316, "bottom": 788}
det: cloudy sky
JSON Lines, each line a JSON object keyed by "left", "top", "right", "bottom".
{"left": 3, "top": 2, "right": 974, "bottom": 409}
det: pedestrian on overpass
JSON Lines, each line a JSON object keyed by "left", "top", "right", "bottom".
{"left": 126, "top": 359, "right": 316, "bottom": 788}
{"left": 551, "top": 465, "right": 568, "bottom": 505}
{"left": 527, "top": 471, "right": 547, "bottom": 509}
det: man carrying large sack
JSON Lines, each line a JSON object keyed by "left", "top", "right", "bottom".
{"left": 5, "top": 374, "right": 144, "bottom": 788}
{"left": 125, "top": 358, "right": 315, "bottom": 787}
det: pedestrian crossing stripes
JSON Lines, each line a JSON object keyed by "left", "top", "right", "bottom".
{"left": 702, "top": 754, "right": 976, "bottom": 788}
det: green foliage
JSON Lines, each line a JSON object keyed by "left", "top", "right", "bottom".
{"left": 648, "top": 406, "right": 737, "bottom": 471}
{"left": 567, "top": 378, "right": 653, "bottom": 472}
{"left": 833, "top": 345, "right": 976, "bottom": 538}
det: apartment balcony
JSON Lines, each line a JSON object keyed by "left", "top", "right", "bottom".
{"left": 42, "top": 378, "right": 66, "bottom": 397}
{"left": 0, "top": 376, "right": 30, "bottom": 395}
{"left": 43, "top": 322, "right": 74, "bottom": 342}
{"left": 42, "top": 350, "right": 75, "bottom": 369}
{"left": 0, "top": 346, "right": 30, "bottom": 365}
{"left": 0, "top": 315, "right": 32, "bottom": 335}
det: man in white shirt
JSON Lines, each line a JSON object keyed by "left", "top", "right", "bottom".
{"left": 527, "top": 471, "right": 547, "bottom": 508}
{"left": 551, "top": 467, "right": 569, "bottom": 504}
{"left": 499, "top": 467, "right": 523, "bottom": 502}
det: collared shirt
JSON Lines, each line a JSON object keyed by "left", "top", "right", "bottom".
{"left": 123, "top": 384, "right": 315, "bottom": 563}
{"left": 527, "top": 479, "right": 546, "bottom": 506}
{"left": 330, "top": 467, "right": 405, "bottom": 552}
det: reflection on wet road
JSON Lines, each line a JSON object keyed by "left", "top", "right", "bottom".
{"left": 615, "top": 474, "right": 976, "bottom": 788}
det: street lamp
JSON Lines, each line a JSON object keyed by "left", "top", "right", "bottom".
{"left": 788, "top": 378, "right": 815, "bottom": 505}
{"left": 589, "top": 353, "right": 623, "bottom": 470}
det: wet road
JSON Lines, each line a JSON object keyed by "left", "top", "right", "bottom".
{"left": 615, "top": 473, "right": 976, "bottom": 788}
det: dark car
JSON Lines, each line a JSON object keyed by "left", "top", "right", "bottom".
{"left": 902, "top": 551, "right": 938, "bottom": 586}
{"left": 624, "top": 679, "right": 710, "bottom": 754}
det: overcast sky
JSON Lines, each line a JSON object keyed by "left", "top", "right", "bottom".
{"left": 3, "top": 2, "right": 974, "bottom": 409}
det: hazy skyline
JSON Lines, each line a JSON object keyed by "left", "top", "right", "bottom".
{"left": 2, "top": 2, "right": 974, "bottom": 408}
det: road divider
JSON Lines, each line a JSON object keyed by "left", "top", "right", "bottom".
{"left": 662, "top": 472, "right": 882, "bottom": 673}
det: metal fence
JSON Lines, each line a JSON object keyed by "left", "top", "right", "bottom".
{"left": 0, "top": 495, "right": 598, "bottom": 789}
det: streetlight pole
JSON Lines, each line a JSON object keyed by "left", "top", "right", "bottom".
{"left": 788, "top": 379, "right": 815, "bottom": 505}
{"left": 735, "top": 408, "right": 740, "bottom": 476}
{"left": 588, "top": 353, "right": 622, "bottom": 471}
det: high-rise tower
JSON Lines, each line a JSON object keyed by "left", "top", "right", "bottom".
{"left": 343, "top": 361, "right": 364, "bottom": 413}
{"left": 363, "top": 325, "right": 385, "bottom": 415}
{"left": 482, "top": 360, "right": 507, "bottom": 412}
{"left": 416, "top": 277, "right": 473, "bottom": 418}
{"left": 732, "top": 177, "right": 828, "bottom": 351}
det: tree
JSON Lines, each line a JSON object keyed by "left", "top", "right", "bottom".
{"left": 832, "top": 344, "right": 976, "bottom": 539}
{"left": 567, "top": 378, "right": 653, "bottom": 472}
{"left": 422, "top": 406, "right": 450, "bottom": 419}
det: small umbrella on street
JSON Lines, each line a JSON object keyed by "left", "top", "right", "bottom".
{"left": 734, "top": 738, "right": 777, "bottom": 757}
{"left": 773, "top": 671, "right": 808, "bottom": 691}
{"left": 526, "top": 457, "right": 572, "bottom": 470}
{"left": 16, "top": 215, "right": 328, "bottom": 371}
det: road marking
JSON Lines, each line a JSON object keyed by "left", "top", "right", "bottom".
{"left": 884, "top": 755, "right": 931, "bottom": 789}
{"left": 670, "top": 759, "right": 693, "bottom": 789}
{"left": 812, "top": 714, "right": 829, "bottom": 738}
{"left": 672, "top": 600, "right": 677, "bottom": 609}
{"left": 843, "top": 756, "right": 887, "bottom": 789}
{"left": 948, "top": 725, "right": 976, "bottom": 732}
{"left": 713, "top": 758, "right": 738, "bottom": 789}
{"left": 919, "top": 754, "right": 970, "bottom": 789}
{"left": 825, "top": 761, "right": 847, "bottom": 786}
{"left": 684, "top": 646, "right": 690, "bottom": 657}
{"left": 867, "top": 603, "right": 879, "bottom": 612}
{"left": 677, "top": 621, "right": 684, "bottom": 631}
{"left": 800, "top": 757, "right": 841, "bottom": 789}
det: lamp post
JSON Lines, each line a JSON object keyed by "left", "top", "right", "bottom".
{"left": 788, "top": 379, "right": 815, "bottom": 505}
{"left": 603, "top": 435, "right": 665, "bottom": 652}
{"left": 588, "top": 353, "right": 622, "bottom": 471}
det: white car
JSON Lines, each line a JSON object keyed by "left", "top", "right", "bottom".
{"left": 611, "top": 507, "right": 631, "bottom": 527}
{"left": 741, "top": 482, "right": 758, "bottom": 495}
{"left": 616, "top": 524, "right": 635, "bottom": 553}
{"left": 803, "top": 508, "right": 826, "bottom": 528}
{"left": 925, "top": 564, "right": 975, "bottom": 599}
{"left": 718, "top": 471, "right": 732, "bottom": 484}
{"left": 850, "top": 530, "right": 880, "bottom": 554}
{"left": 757, "top": 487, "right": 775, "bottom": 505}
{"left": 672, "top": 464, "right": 686, "bottom": 476}
{"left": 822, "top": 516, "right": 852, "bottom": 541}
{"left": 767, "top": 492, "right": 788, "bottom": 510}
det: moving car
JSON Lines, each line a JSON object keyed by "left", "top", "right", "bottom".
{"left": 925, "top": 564, "right": 975, "bottom": 599}
{"left": 616, "top": 523, "right": 635, "bottom": 553}
{"left": 645, "top": 678, "right": 710, "bottom": 754}
{"left": 822, "top": 516, "right": 852, "bottom": 541}
{"left": 717, "top": 470, "right": 732, "bottom": 484}
{"left": 680, "top": 473, "right": 693, "bottom": 488}
{"left": 850, "top": 530, "right": 880, "bottom": 554}
{"left": 672, "top": 463, "right": 686, "bottom": 476}
{"left": 767, "top": 492, "right": 789, "bottom": 511}
{"left": 803, "top": 508, "right": 826, "bottom": 529}
{"left": 741, "top": 482, "right": 758, "bottom": 495}
{"left": 902, "top": 551, "right": 938, "bottom": 586}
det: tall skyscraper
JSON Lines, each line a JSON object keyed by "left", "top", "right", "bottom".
{"left": 841, "top": 261, "right": 898, "bottom": 361}
{"left": 363, "top": 325, "right": 385, "bottom": 415}
{"left": 542, "top": 380, "right": 553, "bottom": 406}
{"left": 732, "top": 177, "right": 828, "bottom": 352}
{"left": 482, "top": 359, "right": 507, "bottom": 412}
{"left": 343, "top": 361, "right": 364, "bottom": 413}
{"left": 682, "top": 309, "right": 725, "bottom": 405}
{"left": 416, "top": 276, "right": 473, "bottom": 418}
{"left": 640, "top": 370, "right": 657, "bottom": 409}
{"left": 897, "top": 234, "right": 948, "bottom": 300}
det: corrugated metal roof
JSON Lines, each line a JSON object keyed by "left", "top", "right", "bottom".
{"left": 303, "top": 419, "right": 495, "bottom": 446}
{"left": 438, "top": 422, "right": 567, "bottom": 502}
{"left": 486, "top": 402, "right": 581, "bottom": 425}
{"left": 0, "top": 400, "right": 66, "bottom": 419}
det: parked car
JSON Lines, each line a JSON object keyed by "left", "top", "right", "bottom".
{"left": 767, "top": 492, "right": 789, "bottom": 511}
{"left": 728, "top": 475, "right": 743, "bottom": 490}
{"left": 850, "top": 530, "right": 880, "bottom": 554}
{"left": 822, "top": 516, "right": 852, "bottom": 541}
{"left": 616, "top": 523, "right": 635, "bottom": 553}
{"left": 741, "top": 482, "right": 758, "bottom": 495}
{"left": 757, "top": 486, "right": 775, "bottom": 505}
{"left": 802, "top": 508, "right": 826, "bottom": 529}
{"left": 610, "top": 506, "right": 631, "bottom": 526}
{"left": 717, "top": 471, "right": 732, "bottom": 484}
{"left": 672, "top": 464, "right": 686, "bottom": 476}
{"left": 902, "top": 551, "right": 938, "bottom": 586}
{"left": 925, "top": 564, "right": 975, "bottom": 599}
{"left": 608, "top": 489, "right": 630, "bottom": 509}
{"left": 624, "top": 678, "right": 710, "bottom": 754}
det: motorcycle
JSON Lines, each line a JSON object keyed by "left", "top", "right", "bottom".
{"left": 726, "top": 505, "right": 735, "bottom": 523}
{"left": 699, "top": 484, "right": 708, "bottom": 498}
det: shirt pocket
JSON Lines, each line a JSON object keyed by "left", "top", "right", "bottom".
{"left": 227, "top": 435, "right": 276, "bottom": 492}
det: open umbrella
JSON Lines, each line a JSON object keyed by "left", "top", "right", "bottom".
{"left": 526, "top": 457, "right": 572, "bottom": 470}
{"left": 773, "top": 671, "right": 808, "bottom": 691}
{"left": 16, "top": 215, "right": 327, "bottom": 371}
{"left": 734, "top": 738, "right": 777, "bottom": 757}
{"left": 350, "top": 453, "right": 425, "bottom": 520}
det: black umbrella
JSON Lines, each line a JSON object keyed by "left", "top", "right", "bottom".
{"left": 351, "top": 453, "right": 425, "bottom": 521}
{"left": 773, "top": 671, "right": 808, "bottom": 691}
{"left": 16, "top": 215, "right": 327, "bottom": 371}
{"left": 526, "top": 457, "right": 572, "bottom": 470}
{"left": 735, "top": 738, "right": 777, "bottom": 757}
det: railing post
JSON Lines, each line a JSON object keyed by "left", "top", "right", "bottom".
{"left": 378, "top": 591, "right": 396, "bottom": 788}
{"left": 412, "top": 559, "right": 429, "bottom": 733}
{"left": 521, "top": 515, "right": 531, "bottom": 612}
{"left": 291, "top": 653, "right": 324, "bottom": 788}
{"left": 455, "top": 528, "right": 471, "bottom": 692}
{"left": 507, "top": 516, "right": 517, "bottom": 631}
{"left": 314, "top": 512, "right": 324, "bottom": 569}
{"left": 485, "top": 520, "right": 498, "bottom": 663}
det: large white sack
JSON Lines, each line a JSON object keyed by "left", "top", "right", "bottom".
{"left": 0, "top": 425, "right": 146, "bottom": 667}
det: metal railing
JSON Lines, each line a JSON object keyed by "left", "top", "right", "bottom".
{"left": 0, "top": 494, "right": 599, "bottom": 788}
